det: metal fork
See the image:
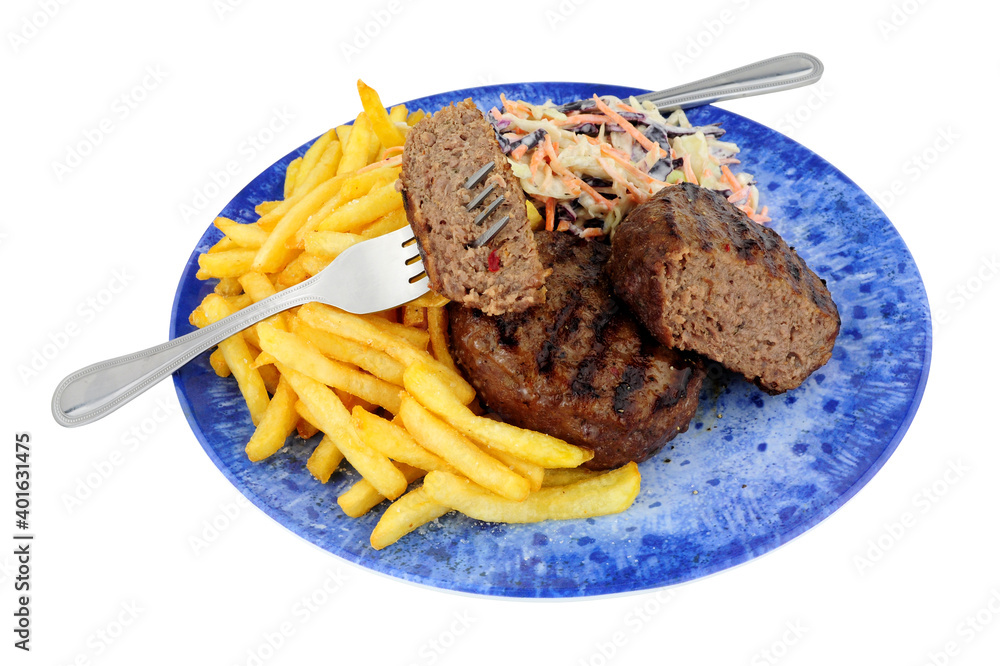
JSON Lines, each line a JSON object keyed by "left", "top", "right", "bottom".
{"left": 51, "top": 225, "right": 429, "bottom": 428}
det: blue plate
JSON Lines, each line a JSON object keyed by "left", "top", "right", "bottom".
{"left": 170, "top": 82, "right": 931, "bottom": 598}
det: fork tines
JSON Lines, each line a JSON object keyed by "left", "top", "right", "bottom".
{"left": 464, "top": 160, "right": 511, "bottom": 248}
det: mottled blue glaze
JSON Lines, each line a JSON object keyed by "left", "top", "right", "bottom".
{"left": 169, "top": 82, "right": 932, "bottom": 598}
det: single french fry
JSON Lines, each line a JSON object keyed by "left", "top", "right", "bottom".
{"left": 238, "top": 271, "right": 277, "bottom": 303}
{"left": 209, "top": 348, "right": 230, "bottom": 377}
{"left": 400, "top": 395, "right": 530, "bottom": 502}
{"left": 256, "top": 200, "right": 283, "bottom": 216}
{"left": 338, "top": 462, "right": 425, "bottom": 518}
{"left": 403, "top": 363, "right": 592, "bottom": 468}
{"left": 258, "top": 322, "right": 402, "bottom": 414}
{"left": 402, "top": 305, "right": 425, "bottom": 328}
{"left": 352, "top": 406, "right": 454, "bottom": 474}
{"left": 388, "top": 103, "right": 408, "bottom": 123}
{"left": 256, "top": 195, "right": 300, "bottom": 231}
{"left": 307, "top": 434, "right": 345, "bottom": 483}
{"left": 426, "top": 306, "right": 458, "bottom": 374}
{"left": 423, "top": 464, "right": 640, "bottom": 523}
{"left": 246, "top": 376, "right": 299, "bottom": 461}
{"left": 281, "top": 366, "right": 406, "bottom": 498}
{"left": 315, "top": 180, "right": 402, "bottom": 233}
{"left": 298, "top": 303, "right": 474, "bottom": 404}
{"left": 407, "top": 109, "right": 426, "bottom": 126}
{"left": 208, "top": 236, "right": 238, "bottom": 253}
{"left": 200, "top": 294, "right": 270, "bottom": 425}
{"left": 284, "top": 157, "right": 302, "bottom": 198}
{"left": 252, "top": 175, "right": 347, "bottom": 273}
{"left": 370, "top": 486, "right": 450, "bottom": 550}
{"left": 357, "top": 80, "right": 406, "bottom": 149}
{"left": 294, "top": 128, "right": 338, "bottom": 193}
{"left": 303, "top": 231, "right": 363, "bottom": 259}
{"left": 214, "top": 217, "right": 270, "bottom": 249}
{"left": 337, "top": 112, "right": 374, "bottom": 176}
{"left": 290, "top": 317, "right": 405, "bottom": 386}
{"left": 197, "top": 249, "right": 257, "bottom": 279}
{"left": 358, "top": 207, "right": 408, "bottom": 239}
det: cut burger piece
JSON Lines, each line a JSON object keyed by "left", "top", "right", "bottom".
{"left": 399, "top": 98, "right": 547, "bottom": 315}
{"left": 607, "top": 182, "right": 840, "bottom": 394}
{"left": 448, "top": 230, "right": 705, "bottom": 471}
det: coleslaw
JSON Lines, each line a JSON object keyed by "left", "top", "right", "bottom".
{"left": 488, "top": 94, "right": 770, "bottom": 238}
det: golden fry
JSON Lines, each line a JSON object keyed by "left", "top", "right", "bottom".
{"left": 337, "top": 112, "right": 374, "bottom": 176}
{"left": 426, "top": 306, "right": 458, "bottom": 374}
{"left": 284, "top": 157, "right": 302, "bottom": 198}
{"left": 245, "top": 376, "right": 299, "bottom": 462}
{"left": 294, "top": 128, "right": 338, "bottom": 193}
{"left": 307, "top": 434, "right": 345, "bottom": 483}
{"left": 357, "top": 79, "right": 406, "bottom": 149}
{"left": 214, "top": 217, "right": 270, "bottom": 249}
{"left": 303, "top": 231, "right": 363, "bottom": 258}
{"left": 423, "top": 463, "right": 640, "bottom": 523}
{"left": 197, "top": 249, "right": 256, "bottom": 279}
{"left": 370, "top": 486, "right": 449, "bottom": 550}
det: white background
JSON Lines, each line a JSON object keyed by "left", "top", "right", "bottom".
{"left": 3, "top": 0, "right": 999, "bottom": 664}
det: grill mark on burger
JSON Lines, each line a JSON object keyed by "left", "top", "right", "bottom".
{"left": 536, "top": 292, "right": 584, "bottom": 374}
{"left": 613, "top": 364, "right": 647, "bottom": 414}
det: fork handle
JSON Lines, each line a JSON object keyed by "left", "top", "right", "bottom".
{"left": 634, "top": 52, "right": 823, "bottom": 111}
{"left": 51, "top": 280, "right": 317, "bottom": 428}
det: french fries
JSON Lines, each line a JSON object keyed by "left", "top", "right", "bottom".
{"left": 189, "top": 81, "right": 640, "bottom": 552}
{"left": 423, "top": 463, "right": 641, "bottom": 523}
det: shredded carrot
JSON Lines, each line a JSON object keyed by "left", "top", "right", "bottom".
{"left": 529, "top": 145, "right": 545, "bottom": 178}
{"left": 557, "top": 220, "right": 571, "bottom": 232}
{"left": 681, "top": 156, "right": 699, "bottom": 185}
{"left": 356, "top": 154, "right": 402, "bottom": 174}
{"left": 490, "top": 107, "right": 503, "bottom": 121}
{"left": 544, "top": 197, "right": 556, "bottom": 232}
{"left": 510, "top": 144, "right": 529, "bottom": 161}
{"left": 617, "top": 102, "right": 642, "bottom": 113}
{"left": 380, "top": 145, "right": 404, "bottom": 160}
{"left": 720, "top": 164, "right": 743, "bottom": 192}
{"left": 749, "top": 206, "right": 771, "bottom": 223}
{"left": 591, "top": 95, "right": 666, "bottom": 158}
{"left": 580, "top": 227, "right": 605, "bottom": 238}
